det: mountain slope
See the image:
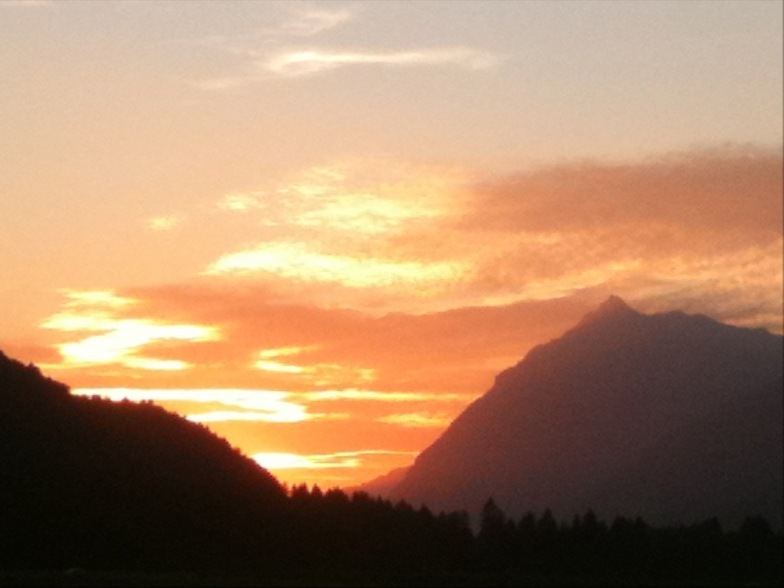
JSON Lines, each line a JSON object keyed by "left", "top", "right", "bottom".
{"left": 389, "top": 297, "right": 783, "bottom": 529}
{"left": 0, "top": 350, "right": 287, "bottom": 570}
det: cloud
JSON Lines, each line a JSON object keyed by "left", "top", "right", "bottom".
{"left": 202, "top": 160, "right": 473, "bottom": 310}
{"left": 443, "top": 146, "right": 783, "bottom": 330}
{"left": 196, "top": 4, "right": 500, "bottom": 88}
{"left": 72, "top": 387, "right": 320, "bottom": 423}
{"left": 377, "top": 412, "right": 453, "bottom": 428}
{"left": 41, "top": 290, "right": 219, "bottom": 370}
{"left": 272, "top": 7, "right": 355, "bottom": 38}
{"left": 261, "top": 47, "right": 502, "bottom": 78}
{"left": 204, "top": 241, "right": 465, "bottom": 292}
{"left": 72, "top": 386, "right": 476, "bottom": 416}
{"left": 53, "top": 280, "right": 591, "bottom": 405}
{"left": 218, "top": 191, "right": 266, "bottom": 212}
{"left": 187, "top": 410, "right": 350, "bottom": 424}
{"left": 197, "top": 149, "right": 783, "bottom": 332}
{"left": 199, "top": 45, "right": 501, "bottom": 87}
{"left": 148, "top": 215, "right": 183, "bottom": 231}
{"left": 46, "top": 147, "right": 783, "bottom": 399}
{"left": 252, "top": 449, "right": 417, "bottom": 471}
{"left": 460, "top": 147, "right": 782, "bottom": 235}
{"left": 303, "top": 390, "right": 475, "bottom": 403}
{"left": 218, "top": 161, "right": 464, "bottom": 232}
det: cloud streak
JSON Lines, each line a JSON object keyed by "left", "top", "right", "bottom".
{"left": 196, "top": 4, "right": 501, "bottom": 88}
{"left": 252, "top": 449, "right": 418, "bottom": 471}
{"left": 41, "top": 290, "right": 219, "bottom": 370}
{"left": 148, "top": 215, "right": 183, "bottom": 231}
{"left": 377, "top": 412, "right": 453, "bottom": 428}
{"left": 72, "top": 387, "right": 323, "bottom": 423}
{"left": 271, "top": 7, "right": 355, "bottom": 38}
{"left": 262, "top": 47, "right": 501, "bottom": 78}
{"left": 205, "top": 241, "right": 465, "bottom": 291}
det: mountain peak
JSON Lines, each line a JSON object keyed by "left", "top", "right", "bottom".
{"left": 597, "top": 294, "right": 633, "bottom": 314}
{"left": 389, "top": 301, "right": 783, "bottom": 529}
{"left": 578, "top": 295, "right": 637, "bottom": 326}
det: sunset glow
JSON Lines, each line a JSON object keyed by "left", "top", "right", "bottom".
{"left": 253, "top": 450, "right": 420, "bottom": 487}
{"left": 2, "top": 0, "right": 781, "bottom": 489}
{"left": 206, "top": 242, "right": 464, "bottom": 291}
{"left": 42, "top": 291, "right": 219, "bottom": 369}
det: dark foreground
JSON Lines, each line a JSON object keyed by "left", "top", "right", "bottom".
{"left": 1, "top": 568, "right": 782, "bottom": 587}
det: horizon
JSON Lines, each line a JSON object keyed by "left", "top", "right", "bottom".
{"left": 1, "top": 0, "right": 782, "bottom": 489}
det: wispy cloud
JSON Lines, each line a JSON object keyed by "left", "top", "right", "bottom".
{"left": 41, "top": 290, "right": 219, "bottom": 370}
{"left": 148, "top": 215, "right": 183, "bottom": 231}
{"left": 205, "top": 241, "right": 465, "bottom": 291}
{"left": 199, "top": 45, "right": 502, "bottom": 88}
{"left": 72, "top": 387, "right": 321, "bottom": 423}
{"left": 187, "top": 410, "right": 350, "bottom": 424}
{"left": 271, "top": 7, "right": 355, "bottom": 38}
{"left": 303, "top": 390, "right": 475, "bottom": 403}
{"left": 377, "top": 412, "right": 453, "bottom": 428}
{"left": 71, "top": 386, "right": 473, "bottom": 427}
{"left": 253, "top": 449, "right": 417, "bottom": 471}
{"left": 196, "top": 3, "right": 500, "bottom": 88}
{"left": 218, "top": 162, "right": 462, "bottom": 233}
{"left": 262, "top": 47, "right": 502, "bottom": 78}
{"left": 218, "top": 191, "right": 266, "bottom": 212}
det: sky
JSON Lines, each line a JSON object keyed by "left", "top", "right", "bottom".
{"left": 1, "top": 0, "right": 782, "bottom": 489}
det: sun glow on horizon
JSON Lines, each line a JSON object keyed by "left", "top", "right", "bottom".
{"left": 72, "top": 387, "right": 316, "bottom": 423}
{"left": 377, "top": 412, "right": 453, "bottom": 428}
{"left": 70, "top": 387, "right": 474, "bottom": 429}
{"left": 253, "top": 449, "right": 419, "bottom": 471}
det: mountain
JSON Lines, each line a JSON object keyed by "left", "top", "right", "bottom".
{"left": 348, "top": 465, "right": 410, "bottom": 496}
{"left": 0, "top": 350, "right": 287, "bottom": 570}
{"left": 388, "top": 297, "right": 783, "bottom": 529}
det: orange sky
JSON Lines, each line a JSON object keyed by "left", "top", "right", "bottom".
{"left": 1, "top": 1, "right": 782, "bottom": 488}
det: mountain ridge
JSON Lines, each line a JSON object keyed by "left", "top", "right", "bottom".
{"left": 0, "top": 349, "right": 288, "bottom": 570}
{"left": 386, "top": 297, "right": 783, "bottom": 529}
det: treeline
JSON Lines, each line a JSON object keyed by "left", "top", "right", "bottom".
{"left": 278, "top": 484, "right": 475, "bottom": 574}
{"left": 475, "top": 498, "right": 782, "bottom": 582}
{"left": 269, "top": 487, "right": 782, "bottom": 583}
{"left": 1, "top": 350, "right": 782, "bottom": 583}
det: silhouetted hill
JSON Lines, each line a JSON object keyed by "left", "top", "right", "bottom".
{"left": 389, "top": 297, "right": 783, "bottom": 529}
{"left": 2, "top": 348, "right": 781, "bottom": 584}
{"left": 0, "top": 350, "right": 287, "bottom": 571}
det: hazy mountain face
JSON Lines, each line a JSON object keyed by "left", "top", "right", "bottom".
{"left": 389, "top": 297, "right": 783, "bottom": 529}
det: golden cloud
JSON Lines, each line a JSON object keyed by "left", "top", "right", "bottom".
{"left": 205, "top": 242, "right": 465, "bottom": 293}
{"left": 377, "top": 412, "right": 453, "bottom": 428}
{"left": 72, "top": 387, "right": 321, "bottom": 423}
{"left": 252, "top": 450, "right": 418, "bottom": 471}
{"left": 41, "top": 290, "right": 220, "bottom": 371}
{"left": 263, "top": 47, "right": 502, "bottom": 78}
{"left": 148, "top": 215, "right": 183, "bottom": 231}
